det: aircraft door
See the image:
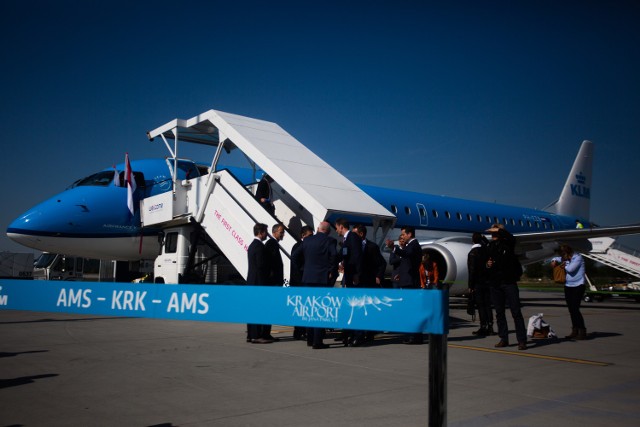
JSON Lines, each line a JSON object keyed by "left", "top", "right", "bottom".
{"left": 416, "top": 203, "right": 428, "bottom": 227}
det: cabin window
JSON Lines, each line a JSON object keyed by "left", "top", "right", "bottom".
{"left": 519, "top": 219, "right": 524, "bottom": 227}
{"left": 502, "top": 218, "right": 507, "bottom": 225}
{"left": 456, "top": 212, "right": 462, "bottom": 220}
{"left": 418, "top": 206, "right": 426, "bottom": 217}
{"left": 486, "top": 216, "right": 491, "bottom": 223}
{"left": 165, "top": 232, "right": 178, "bottom": 254}
{"left": 477, "top": 214, "right": 482, "bottom": 222}
{"left": 527, "top": 220, "right": 532, "bottom": 227}
{"left": 405, "top": 206, "right": 411, "bottom": 215}
{"left": 432, "top": 209, "right": 439, "bottom": 218}
{"left": 390, "top": 205, "right": 398, "bottom": 214}
{"left": 536, "top": 222, "right": 541, "bottom": 229}
{"left": 510, "top": 218, "right": 515, "bottom": 226}
{"left": 466, "top": 213, "right": 472, "bottom": 221}
{"left": 445, "top": 211, "right": 451, "bottom": 219}
{"left": 493, "top": 217, "right": 499, "bottom": 224}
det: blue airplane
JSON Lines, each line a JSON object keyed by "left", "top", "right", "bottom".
{"left": 6, "top": 140, "right": 640, "bottom": 289}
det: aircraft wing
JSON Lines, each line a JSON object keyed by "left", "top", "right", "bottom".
{"left": 513, "top": 224, "right": 640, "bottom": 254}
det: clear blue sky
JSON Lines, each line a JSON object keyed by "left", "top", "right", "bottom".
{"left": 2, "top": 1, "right": 639, "bottom": 253}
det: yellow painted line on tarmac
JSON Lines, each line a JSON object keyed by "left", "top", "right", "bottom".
{"left": 449, "top": 343, "right": 611, "bottom": 366}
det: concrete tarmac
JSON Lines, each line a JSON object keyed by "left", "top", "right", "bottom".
{"left": 1, "top": 290, "right": 639, "bottom": 427}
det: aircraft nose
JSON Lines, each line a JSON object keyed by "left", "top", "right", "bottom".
{"left": 6, "top": 193, "right": 93, "bottom": 250}
{"left": 7, "top": 208, "right": 45, "bottom": 249}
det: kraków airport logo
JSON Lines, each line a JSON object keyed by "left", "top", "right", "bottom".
{"left": 286, "top": 293, "right": 403, "bottom": 325}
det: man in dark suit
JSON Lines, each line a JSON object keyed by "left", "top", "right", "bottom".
{"left": 386, "top": 226, "right": 424, "bottom": 344}
{"left": 263, "top": 223, "right": 285, "bottom": 341}
{"left": 255, "top": 174, "right": 275, "bottom": 215}
{"left": 246, "top": 223, "right": 272, "bottom": 344}
{"left": 292, "top": 226, "right": 337, "bottom": 349}
{"left": 348, "top": 224, "right": 388, "bottom": 346}
{"left": 317, "top": 221, "right": 339, "bottom": 286}
{"left": 290, "top": 225, "right": 313, "bottom": 340}
{"left": 335, "top": 218, "right": 362, "bottom": 288}
{"left": 389, "top": 234, "right": 412, "bottom": 288}
{"left": 354, "top": 224, "right": 386, "bottom": 287}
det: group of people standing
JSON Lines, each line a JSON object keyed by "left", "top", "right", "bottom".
{"left": 468, "top": 224, "right": 588, "bottom": 350}
{"left": 247, "top": 218, "right": 389, "bottom": 349}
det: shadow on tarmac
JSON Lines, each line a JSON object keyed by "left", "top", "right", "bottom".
{"left": 0, "top": 374, "right": 58, "bottom": 390}
{"left": 0, "top": 317, "right": 135, "bottom": 325}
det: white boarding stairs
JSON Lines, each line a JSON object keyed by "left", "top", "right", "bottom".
{"left": 141, "top": 109, "right": 396, "bottom": 285}
{"left": 584, "top": 237, "right": 640, "bottom": 279}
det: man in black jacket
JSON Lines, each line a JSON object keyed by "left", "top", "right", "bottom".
{"left": 335, "top": 218, "right": 362, "bottom": 287}
{"left": 354, "top": 224, "right": 386, "bottom": 287}
{"left": 467, "top": 232, "right": 494, "bottom": 336}
{"left": 246, "top": 223, "right": 272, "bottom": 344}
{"left": 486, "top": 225, "right": 527, "bottom": 350}
{"left": 263, "top": 223, "right": 285, "bottom": 342}
{"left": 386, "top": 226, "right": 424, "bottom": 344}
{"left": 292, "top": 225, "right": 337, "bottom": 349}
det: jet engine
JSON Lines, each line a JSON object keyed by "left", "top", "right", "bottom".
{"left": 419, "top": 238, "right": 474, "bottom": 296}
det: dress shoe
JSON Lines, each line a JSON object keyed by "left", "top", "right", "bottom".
{"left": 312, "top": 343, "right": 329, "bottom": 349}
{"left": 265, "top": 335, "right": 280, "bottom": 342}
{"left": 494, "top": 340, "right": 509, "bottom": 348}
{"left": 518, "top": 342, "right": 528, "bottom": 351}
{"left": 575, "top": 328, "right": 587, "bottom": 340}
{"left": 565, "top": 328, "right": 578, "bottom": 339}
{"left": 472, "top": 327, "right": 487, "bottom": 336}
{"left": 251, "top": 338, "right": 273, "bottom": 344}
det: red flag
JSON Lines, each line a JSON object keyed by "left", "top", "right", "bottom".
{"left": 125, "top": 153, "right": 137, "bottom": 215}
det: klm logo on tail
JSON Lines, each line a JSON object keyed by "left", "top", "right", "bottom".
{"left": 571, "top": 172, "right": 590, "bottom": 199}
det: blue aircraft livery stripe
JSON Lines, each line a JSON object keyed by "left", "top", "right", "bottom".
{"left": 0, "top": 280, "right": 449, "bottom": 334}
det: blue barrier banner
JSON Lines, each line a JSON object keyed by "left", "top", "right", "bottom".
{"left": 0, "top": 280, "right": 449, "bottom": 334}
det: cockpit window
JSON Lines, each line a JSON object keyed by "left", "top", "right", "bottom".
{"left": 71, "top": 171, "right": 115, "bottom": 187}
{"left": 70, "top": 170, "right": 146, "bottom": 188}
{"left": 34, "top": 253, "right": 57, "bottom": 268}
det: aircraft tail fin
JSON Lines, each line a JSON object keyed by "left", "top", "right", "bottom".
{"left": 546, "top": 140, "right": 593, "bottom": 220}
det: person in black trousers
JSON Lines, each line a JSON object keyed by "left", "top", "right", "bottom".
{"left": 292, "top": 226, "right": 337, "bottom": 349}
{"left": 486, "top": 224, "right": 527, "bottom": 350}
{"left": 468, "top": 232, "right": 494, "bottom": 336}
{"left": 255, "top": 174, "right": 275, "bottom": 215}
{"left": 386, "top": 226, "right": 424, "bottom": 344}
{"left": 335, "top": 218, "right": 362, "bottom": 288}
{"left": 246, "top": 223, "right": 272, "bottom": 344}
{"left": 290, "top": 225, "right": 314, "bottom": 340}
{"left": 263, "top": 223, "right": 285, "bottom": 342}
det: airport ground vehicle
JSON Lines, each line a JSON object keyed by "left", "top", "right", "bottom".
{"left": 32, "top": 253, "right": 152, "bottom": 282}
{"left": 0, "top": 252, "right": 34, "bottom": 279}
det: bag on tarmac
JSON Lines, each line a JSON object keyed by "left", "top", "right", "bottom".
{"left": 527, "top": 313, "right": 556, "bottom": 339}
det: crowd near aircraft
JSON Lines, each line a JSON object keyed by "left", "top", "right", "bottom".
{"left": 7, "top": 125, "right": 640, "bottom": 290}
